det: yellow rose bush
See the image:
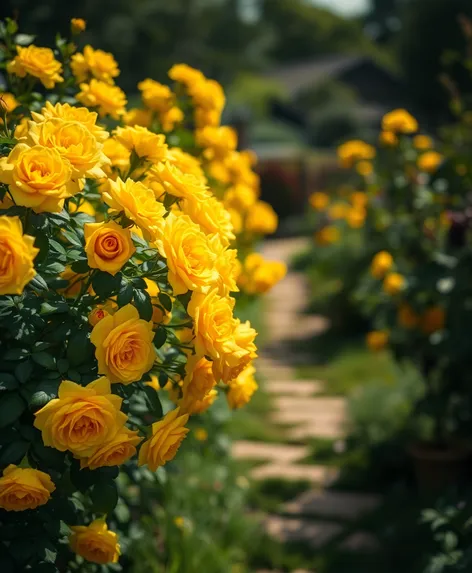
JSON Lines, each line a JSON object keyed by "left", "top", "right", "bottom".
{"left": 0, "top": 17, "right": 282, "bottom": 571}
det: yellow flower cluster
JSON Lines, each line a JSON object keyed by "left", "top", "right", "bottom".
{"left": 237, "top": 253, "right": 287, "bottom": 295}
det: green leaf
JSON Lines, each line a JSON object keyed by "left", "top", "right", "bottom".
{"left": 67, "top": 329, "right": 93, "bottom": 366}
{"left": 70, "top": 462, "right": 96, "bottom": 492}
{"left": 158, "top": 372, "right": 168, "bottom": 388}
{"left": 71, "top": 259, "right": 89, "bottom": 274}
{"left": 34, "top": 231, "right": 49, "bottom": 265}
{"left": 144, "top": 386, "right": 163, "bottom": 419}
{"left": 158, "top": 292, "right": 172, "bottom": 312}
{"left": 0, "top": 373, "right": 18, "bottom": 391}
{"left": 29, "top": 274, "right": 48, "bottom": 291}
{"left": 117, "top": 281, "right": 133, "bottom": 307}
{"left": 32, "top": 442, "right": 65, "bottom": 471}
{"left": 40, "top": 301, "right": 69, "bottom": 315}
{"left": 14, "top": 359, "right": 33, "bottom": 383}
{"left": 57, "top": 358, "right": 69, "bottom": 373}
{"left": 0, "top": 393, "right": 25, "bottom": 428}
{"left": 92, "top": 271, "right": 119, "bottom": 298}
{"left": 32, "top": 352, "right": 56, "bottom": 370}
{"left": 29, "top": 379, "right": 59, "bottom": 409}
{"left": 61, "top": 229, "right": 82, "bottom": 247}
{"left": 153, "top": 327, "right": 167, "bottom": 349}
{"left": 0, "top": 439, "right": 29, "bottom": 466}
{"left": 3, "top": 348, "right": 28, "bottom": 361}
{"left": 90, "top": 481, "right": 118, "bottom": 513}
{"left": 134, "top": 289, "right": 153, "bottom": 321}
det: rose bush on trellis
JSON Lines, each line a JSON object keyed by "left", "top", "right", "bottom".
{"left": 0, "top": 17, "right": 285, "bottom": 571}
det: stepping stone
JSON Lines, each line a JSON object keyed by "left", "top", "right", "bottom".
{"left": 265, "top": 379, "right": 324, "bottom": 397}
{"left": 251, "top": 463, "right": 339, "bottom": 484}
{"left": 287, "top": 421, "right": 346, "bottom": 440}
{"left": 232, "top": 441, "right": 308, "bottom": 464}
{"left": 265, "top": 514, "right": 342, "bottom": 548}
{"left": 275, "top": 396, "right": 346, "bottom": 413}
{"left": 284, "top": 490, "right": 382, "bottom": 520}
{"left": 339, "top": 531, "right": 380, "bottom": 551}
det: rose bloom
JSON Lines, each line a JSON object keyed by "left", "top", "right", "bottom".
{"left": 114, "top": 125, "right": 168, "bottom": 164}
{"left": 91, "top": 304, "right": 155, "bottom": 384}
{"left": 382, "top": 109, "right": 418, "bottom": 134}
{"left": 179, "top": 356, "right": 216, "bottom": 414}
{"left": 245, "top": 200, "right": 278, "bottom": 235}
{"left": 0, "top": 143, "right": 79, "bottom": 212}
{"left": 213, "top": 318, "right": 258, "bottom": 383}
{"left": 84, "top": 220, "right": 135, "bottom": 275}
{"left": 0, "top": 465, "right": 55, "bottom": 512}
{"left": 102, "top": 137, "right": 131, "bottom": 176}
{"left": 80, "top": 427, "right": 141, "bottom": 470}
{"left": 122, "top": 107, "right": 153, "bottom": 128}
{"left": 71, "top": 18, "right": 86, "bottom": 34}
{"left": 196, "top": 126, "right": 238, "bottom": 161}
{"left": 238, "top": 253, "right": 287, "bottom": 295}
{"left": 0, "top": 92, "right": 19, "bottom": 115}
{"left": 101, "top": 178, "right": 166, "bottom": 240}
{"left": 315, "top": 225, "right": 340, "bottom": 246}
{"left": 7, "top": 45, "right": 63, "bottom": 88}
{"left": 0, "top": 215, "right": 38, "bottom": 295}
{"left": 167, "top": 147, "right": 207, "bottom": 182}
{"left": 224, "top": 184, "right": 257, "bottom": 213}
{"left": 146, "top": 161, "right": 209, "bottom": 203}
{"left": 154, "top": 212, "right": 218, "bottom": 295}
{"left": 383, "top": 272, "right": 405, "bottom": 296}
{"left": 181, "top": 194, "right": 235, "bottom": 246}
{"left": 417, "top": 151, "right": 443, "bottom": 174}
{"left": 366, "top": 330, "right": 389, "bottom": 352}
{"left": 160, "top": 106, "right": 184, "bottom": 132}
{"left": 379, "top": 130, "right": 398, "bottom": 146}
{"left": 397, "top": 303, "right": 419, "bottom": 329}
{"left": 413, "top": 134, "right": 433, "bottom": 150}
{"left": 71, "top": 45, "right": 119, "bottom": 84}
{"left": 77, "top": 79, "right": 127, "bottom": 119}
{"left": 168, "top": 63, "right": 204, "bottom": 87}
{"left": 337, "top": 140, "right": 376, "bottom": 168}
{"left": 70, "top": 519, "right": 120, "bottom": 565}
{"left": 226, "top": 364, "right": 258, "bottom": 409}
{"left": 25, "top": 118, "right": 109, "bottom": 179}
{"left": 138, "top": 78, "right": 174, "bottom": 112}
{"left": 31, "top": 101, "right": 109, "bottom": 142}
{"left": 346, "top": 206, "right": 366, "bottom": 229}
{"left": 370, "top": 251, "right": 393, "bottom": 279}
{"left": 183, "top": 388, "right": 218, "bottom": 415}
{"left": 189, "top": 78, "right": 225, "bottom": 113}
{"left": 139, "top": 408, "right": 189, "bottom": 471}
{"left": 89, "top": 306, "right": 110, "bottom": 327}
{"left": 34, "top": 378, "right": 127, "bottom": 457}
{"left": 210, "top": 235, "right": 239, "bottom": 296}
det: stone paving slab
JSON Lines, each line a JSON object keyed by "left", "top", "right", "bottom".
{"left": 284, "top": 490, "right": 382, "bottom": 520}
{"left": 265, "top": 514, "right": 343, "bottom": 548}
{"left": 251, "top": 463, "right": 339, "bottom": 484}
{"left": 265, "top": 379, "right": 324, "bottom": 397}
{"left": 275, "top": 396, "right": 346, "bottom": 413}
{"left": 339, "top": 531, "right": 380, "bottom": 552}
{"left": 233, "top": 441, "right": 309, "bottom": 464}
{"left": 287, "top": 421, "right": 346, "bottom": 440}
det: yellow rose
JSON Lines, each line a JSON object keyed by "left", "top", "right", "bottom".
{"left": 7, "top": 45, "right": 63, "bottom": 88}
{"left": 224, "top": 184, "right": 257, "bottom": 212}
{"left": 26, "top": 118, "right": 109, "bottom": 179}
{"left": 370, "top": 251, "right": 393, "bottom": 279}
{"left": 315, "top": 225, "right": 340, "bottom": 245}
{"left": 246, "top": 200, "right": 278, "bottom": 235}
{"left": 102, "top": 137, "right": 131, "bottom": 176}
{"left": 167, "top": 147, "right": 207, "bottom": 182}
{"left": 227, "top": 364, "right": 258, "bottom": 409}
{"left": 138, "top": 407, "right": 189, "bottom": 471}
{"left": 70, "top": 519, "right": 120, "bottom": 564}
{"left": 138, "top": 78, "right": 174, "bottom": 112}
{"left": 382, "top": 109, "right": 418, "bottom": 134}
{"left": 350, "top": 192, "right": 368, "bottom": 207}
{"left": 0, "top": 92, "right": 19, "bottom": 115}
{"left": 76, "top": 79, "right": 127, "bottom": 118}
{"left": 182, "top": 195, "right": 235, "bottom": 246}
{"left": 146, "top": 161, "right": 209, "bottom": 202}
{"left": 84, "top": 221, "right": 135, "bottom": 275}
{"left": 356, "top": 160, "right": 373, "bottom": 177}
{"left": 417, "top": 151, "right": 443, "bottom": 173}
{"left": 122, "top": 107, "right": 153, "bottom": 128}
{"left": 366, "top": 330, "right": 389, "bottom": 352}
{"left": 168, "top": 63, "right": 204, "bottom": 87}
{"left": 238, "top": 253, "right": 287, "bottom": 295}
{"left": 329, "top": 202, "right": 349, "bottom": 220}
{"left": 309, "top": 191, "right": 329, "bottom": 211}
{"left": 213, "top": 319, "right": 258, "bottom": 383}
{"left": 59, "top": 266, "right": 91, "bottom": 298}
{"left": 337, "top": 140, "right": 375, "bottom": 168}
{"left": 89, "top": 306, "right": 111, "bottom": 327}
{"left": 196, "top": 126, "right": 237, "bottom": 160}
{"left": 71, "top": 45, "right": 119, "bottom": 84}
{"left": 0, "top": 465, "right": 55, "bottom": 512}
{"left": 34, "top": 378, "right": 126, "bottom": 456}
{"left": 0, "top": 216, "right": 38, "bottom": 295}
{"left": 413, "top": 134, "right": 433, "bottom": 150}
{"left": 91, "top": 304, "right": 155, "bottom": 384}
{"left": 114, "top": 125, "right": 168, "bottom": 164}
{"left": 397, "top": 303, "right": 419, "bottom": 329}
{"left": 80, "top": 427, "right": 141, "bottom": 470}
{"left": 383, "top": 272, "right": 405, "bottom": 296}
{"left": 346, "top": 206, "right": 366, "bottom": 229}
{"left": 154, "top": 212, "right": 218, "bottom": 295}
{"left": 71, "top": 18, "right": 86, "bottom": 34}
{"left": 0, "top": 143, "right": 79, "bottom": 212}
{"left": 179, "top": 356, "right": 217, "bottom": 414}
{"left": 194, "top": 427, "right": 208, "bottom": 442}
{"left": 13, "top": 117, "right": 29, "bottom": 139}
{"left": 31, "top": 101, "right": 109, "bottom": 142}
{"left": 210, "top": 235, "right": 239, "bottom": 296}
{"left": 227, "top": 207, "right": 243, "bottom": 235}
{"left": 421, "top": 306, "right": 445, "bottom": 334}
{"left": 185, "top": 388, "right": 218, "bottom": 415}
{"left": 160, "top": 106, "right": 184, "bottom": 132}
{"left": 379, "top": 130, "right": 398, "bottom": 146}
{"left": 189, "top": 78, "right": 225, "bottom": 113}
{"left": 101, "top": 178, "right": 166, "bottom": 240}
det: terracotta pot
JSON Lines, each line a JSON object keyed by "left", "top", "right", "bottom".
{"left": 409, "top": 441, "right": 471, "bottom": 495}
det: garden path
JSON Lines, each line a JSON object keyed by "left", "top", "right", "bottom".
{"left": 233, "top": 238, "right": 382, "bottom": 571}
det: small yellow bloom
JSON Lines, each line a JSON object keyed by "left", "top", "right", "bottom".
{"left": 185, "top": 388, "right": 218, "bottom": 414}
{"left": 34, "top": 378, "right": 127, "bottom": 456}
{"left": 70, "top": 519, "right": 120, "bottom": 564}
{"left": 350, "top": 192, "right": 368, "bottom": 208}
{"left": 76, "top": 79, "right": 127, "bottom": 118}
{"left": 315, "top": 225, "right": 340, "bottom": 245}
{"left": 138, "top": 78, "right": 174, "bottom": 112}
{"left": 245, "top": 200, "right": 278, "bottom": 235}
{"left": 0, "top": 465, "right": 55, "bottom": 512}
{"left": 383, "top": 272, "right": 405, "bottom": 296}
{"left": 346, "top": 206, "right": 366, "bottom": 228}
{"left": 102, "top": 137, "right": 131, "bottom": 175}
{"left": 71, "top": 45, "right": 119, "bottom": 84}
{"left": 181, "top": 194, "right": 235, "bottom": 246}
{"left": 224, "top": 184, "right": 258, "bottom": 212}
{"left": 80, "top": 427, "right": 141, "bottom": 470}
{"left": 84, "top": 220, "right": 135, "bottom": 275}
{"left": 379, "top": 130, "right": 398, "bottom": 146}
{"left": 122, "top": 107, "right": 153, "bottom": 128}
{"left": 0, "top": 92, "right": 19, "bottom": 115}
{"left": 238, "top": 253, "right": 287, "bottom": 295}
{"left": 227, "top": 364, "right": 258, "bottom": 409}
{"left": 421, "top": 306, "right": 445, "bottom": 334}
{"left": 114, "top": 125, "right": 168, "bottom": 164}
{"left": 179, "top": 356, "right": 217, "bottom": 415}
{"left": 91, "top": 305, "right": 155, "bottom": 384}
{"left": 89, "top": 306, "right": 111, "bottom": 327}
{"left": 174, "top": 516, "right": 185, "bottom": 529}
{"left": 168, "top": 63, "right": 204, "bottom": 86}
{"left": 7, "top": 45, "right": 63, "bottom": 88}
{"left": 13, "top": 117, "right": 29, "bottom": 139}
{"left": 366, "top": 330, "right": 389, "bottom": 352}
{"left": 213, "top": 319, "right": 258, "bottom": 384}
{"left": 337, "top": 140, "right": 375, "bottom": 168}
{"left": 356, "top": 160, "right": 373, "bottom": 177}
{"left": 196, "top": 125, "right": 238, "bottom": 160}
{"left": 194, "top": 427, "right": 208, "bottom": 442}
{"left": 309, "top": 191, "right": 329, "bottom": 211}
{"left": 397, "top": 303, "right": 419, "bottom": 329}
{"left": 139, "top": 408, "right": 190, "bottom": 471}
{"left": 102, "top": 178, "right": 166, "bottom": 240}
{"left": 0, "top": 216, "right": 38, "bottom": 295}
{"left": 0, "top": 143, "right": 79, "bottom": 212}
{"left": 417, "top": 151, "right": 443, "bottom": 173}
{"left": 71, "top": 18, "right": 86, "bottom": 34}
{"left": 382, "top": 109, "right": 418, "bottom": 134}
{"left": 329, "top": 202, "right": 349, "bottom": 220}
{"left": 413, "top": 134, "right": 433, "bottom": 150}
{"left": 370, "top": 251, "right": 393, "bottom": 279}
{"left": 160, "top": 106, "right": 184, "bottom": 132}
{"left": 146, "top": 161, "right": 209, "bottom": 203}
{"left": 167, "top": 147, "right": 206, "bottom": 182}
